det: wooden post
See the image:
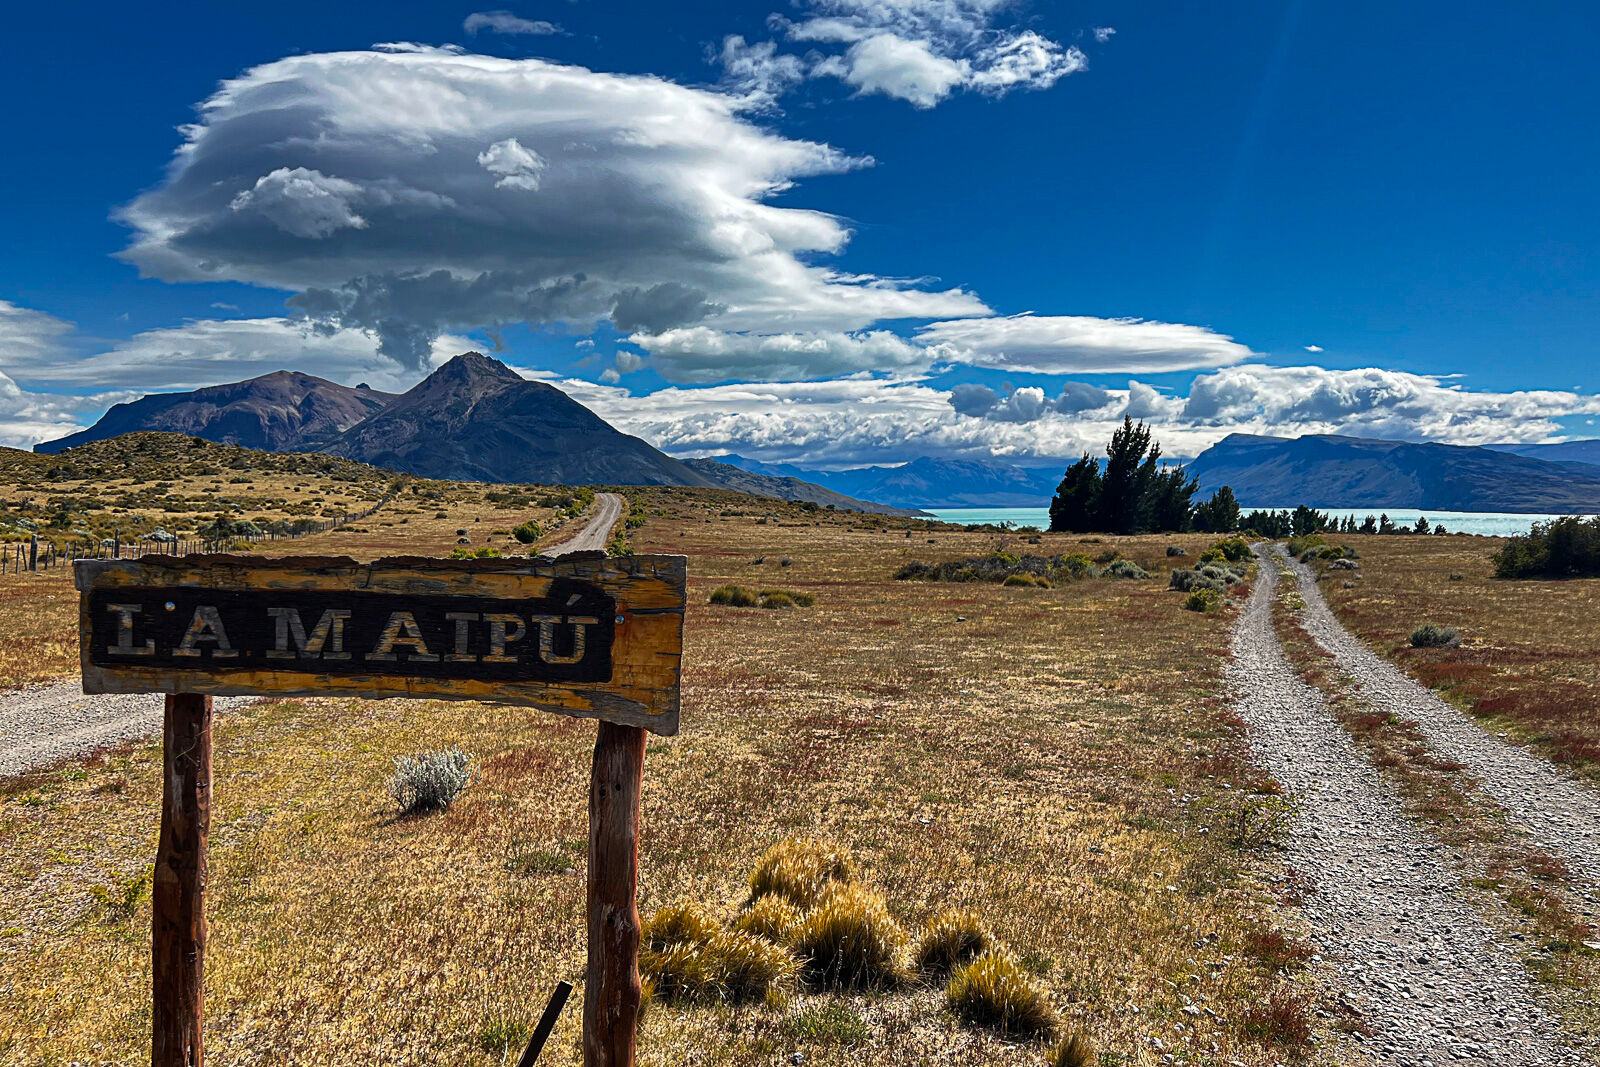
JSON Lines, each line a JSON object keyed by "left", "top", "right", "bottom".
{"left": 153, "top": 693, "right": 212, "bottom": 1067}
{"left": 583, "top": 722, "right": 645, "bottom": 1067}
{"left": 30, "top": 533, "right": 38, "bottom": 572}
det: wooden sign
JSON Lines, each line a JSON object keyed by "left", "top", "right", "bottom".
{"left": 76, "top": 551, "right": 685, "bottom": 735}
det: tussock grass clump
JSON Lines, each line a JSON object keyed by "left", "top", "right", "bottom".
{"left": 914, "top": 909, "right": 993, "bottom": 977}
{"left": 709, "top": 584, "right": 761, "bottom": 607}
{"left": 793, "top": 882, "right": 907, "bottom": 990}
{"left": 1410, "top": 622, "right": 1461, "bottom": 648}
{"left": 945, "top": 951, "right": 1058, "bottom": 1037}
{"left": 1166, "top": 545, "right": 1187, "bottom": 557}
{"left": 711, "top": 584, "right": 816, "bottom": 609}
{"left": 757, "top": 588, "right": 817, "bottom": 607}
{"left": 749, "top": 838, "right": 856, "bottom": 908}
{"left": 641, "top": 932, "right": 794, "bottom": 1004}
{"left": 1185, "top": 588, "right": 1224, "bottom": 613}
{"left": 643, "top": 901, "right": 720, "bottom": 951}
{"left": 734, "top": 895, "right": 803, "bottom": 944}
{"left": 780, "top": 1002, "right": 872, "bottom": 1046}
{"left": 386, "top": 747, "right": 476, "bottom": 815}
{"left": 1048, "top": 1031, "right": 1098, "bottom": 1067}
{"left": 1002, "top": 573, "right": 1050, "bottom": 588}
{"left": 641, "top": 903, "right": 794, "bottom": 1003}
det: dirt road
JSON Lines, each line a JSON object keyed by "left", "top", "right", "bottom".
{"left": 1231, "top": 545, "right": 1588, "bottom": 1064}
{"left": 0, "top": 494, "right": 623, "bottom": 778}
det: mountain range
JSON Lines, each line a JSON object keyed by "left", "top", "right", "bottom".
{"left": 712, "top": 454, "right": 1063, "bottom": 508}
{"left": 1185, "top": 433, "right": 1600, "bottom": 513}
{"left": 37, "top": 355, "right": 915, "bottom": 515}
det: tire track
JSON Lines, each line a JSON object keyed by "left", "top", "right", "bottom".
{"left": 1287, "top": 550, "right": 1600, "bottom": 887}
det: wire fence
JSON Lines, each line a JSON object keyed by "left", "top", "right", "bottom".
{"left": 0, "top": 490, "right": 398, "bottom": 576}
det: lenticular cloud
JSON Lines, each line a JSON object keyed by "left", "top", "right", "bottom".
{"left": 117, "top": 48, "right": 987, "bottom": 369}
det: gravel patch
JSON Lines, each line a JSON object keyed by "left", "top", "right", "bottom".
{"left": 1288, "top": 550, "right": 1600, "bottom": 886}
{"left": 1230, "top": 546, "right": 1582, "bottom": 1065}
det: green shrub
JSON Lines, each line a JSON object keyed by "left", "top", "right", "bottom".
{"left": 780, "top": 1002, "right": 872, "bottom": 1046}
{"left": 1211, "top": 537, "right": 1252, "bottom": 562}
{"left": 946, "top": 951, "right": 1058, "bottom": 1037}
{"left": 512, "top": 520, "right": 542, "bottom": 544}
{"left": 1493, "top": 516, "right": 1600, "bottom": 578}
{"left": 914, "top": 909, "right": 993, "bottom": 977}
{"left": 1185, "top": 588, "right": 1224, "bottom": 613}
{"left": 1169, "top": 568, "right": 1217, "bottom": 593}
{"left": 1166, "top": 545, "right": 1187, "bottom": 557}
{"left": 1197, "top": 548, "right": 1224, "bottom": 563}
{"left": 1409, "top": 622, "right": 1461, "bottom": 648}
{"left": 749, "top": 839, "right": 855, "bottom": 908}
{"left": 1285, "top": 533, "right": 1326, "bottom": 558}
{"left": 1048, "top": 1032, "right": 1098, "bottom": 1067}
{"left": 793, "top": 882, "right": 907, "bottom": 990}
{"left": 734, "top": 896, "right": 803, "bottom": 944}
{"left": 709, "top": 584, "right": 760, "bottom": 607}
{"left": 1102, "top": 559, "right": 1150, "bottom": 580}
{"left": 386, "top": 747, "right": 476, "bottom": 815}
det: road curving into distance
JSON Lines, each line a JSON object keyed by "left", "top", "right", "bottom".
{"left": 0, "top": 493, "right": 625, "bottom": 779}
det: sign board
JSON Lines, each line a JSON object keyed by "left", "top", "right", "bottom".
{"left": 76, "top": 551, "right": 685, "bottom": 735}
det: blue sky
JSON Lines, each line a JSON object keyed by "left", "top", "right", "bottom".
{"left": 1, "top": 0, "right": 1596, "bottom": 464}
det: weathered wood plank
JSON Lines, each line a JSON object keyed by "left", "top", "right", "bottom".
{"left": 76, "top": 552, "right": 686, "bottom": 735}
{"left": 153, "top": 693, "right": 210, "bottom": 1067}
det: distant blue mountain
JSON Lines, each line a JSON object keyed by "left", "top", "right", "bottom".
{"left": 713, "top": 454, "right": 1063, "bottom": 508}
{"left": 1486, "top": 439, "right": 1600, "bottom": 469}
{"left": 1186, "top": 433, "right": 1600, "bottom": 513}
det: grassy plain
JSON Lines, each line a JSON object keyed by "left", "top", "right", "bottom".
{"left": 0, "top": 465, "right": 1331, "bottom": 1065}
{"left": 1313, "top": 533, "right": 1600, "bottom": 782}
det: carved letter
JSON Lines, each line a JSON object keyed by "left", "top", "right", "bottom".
{"left": 367, "top": 611, "right": 438, "bottom": 662}
{"left": 445, "top": 612, "right": 479, "bottom": 662}
{"left": 174, "top": 605, "right": 238, "bottom": 658}
{"left": 267, "top": 608, "right": 352, "bottom": 661}
{"left": 483, "top": 613, "right": 526, "bottom": 663}
{"left": 105, "top": 603, "right": 155, "bottom": 657}
{"left": 532, "top": 614, "right": 598, "bottom": 665}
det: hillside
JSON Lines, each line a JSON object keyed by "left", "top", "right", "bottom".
{"left": 1186, "top": 433, "right": 1600, "bottom": 512}
{"left": 1487, "top": 439, "right": 1600, "bottom": 469}
{"left": 715, "top": 454, "right": 1062, "bottom": 508}
{"left": 36, "top": 371, "right": 393, "bottom": 453}
{"left": 679, "top": 459, "right": 923, "bottom": 516}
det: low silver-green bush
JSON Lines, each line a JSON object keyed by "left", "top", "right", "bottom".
{"left": 387, "top": 747, "right": 477, "bottom": 815}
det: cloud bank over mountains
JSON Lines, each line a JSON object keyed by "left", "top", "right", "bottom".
{"left": 2, "top": 10, "right": 1595, "bottom": 462}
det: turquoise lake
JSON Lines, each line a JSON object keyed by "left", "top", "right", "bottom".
{"left": 923, "top": 507, "right": 1580, "bottom": 538}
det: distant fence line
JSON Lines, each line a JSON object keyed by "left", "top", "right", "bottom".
{"left": 0, "top": 489, "right": 397, "bottom": 576}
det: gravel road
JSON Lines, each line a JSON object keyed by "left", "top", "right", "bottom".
{"left": 1288, "top": 550, "right": 1600, "bottom": 886}
{"left": 0, "top": 495, "right": 624, "bottom": 779}
{"left": 1231, "top": 546, "right": 1583, "bottom": 1065}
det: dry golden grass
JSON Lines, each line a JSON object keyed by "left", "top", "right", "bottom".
{"left": 1315, "top": 534, "right": 1600, "bottom": 781}
{"left": 0, "top": 488, "right": 1331, "bottom": 1064}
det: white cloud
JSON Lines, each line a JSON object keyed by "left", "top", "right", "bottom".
{"left": 628, "top": 326, "right": 927, "bottom": 383}
{"left": 614, "top": 350, "right": 644, "bottom": 374}
{"left": 0, "top": 300, "right": 74, "bottom": 368}
{"left": 117, "top": 49, "right": 987, "bottom": 371}
{"left": 1305, "top": 344, "right": 1323, "bottom": 352}
{"left": 0, "top": 369, "right": 139, "bottom": 451}
{"left": 767, "top": 0, "right": 1085, "bottom": 108}
{"left": 477, "top": 137, "right": 548, "bottom": 190}
{"left": 463, "top": 11, "right": 560, "bottom": 35}
{"left": 599, "top": 368, "right": 621, "bottom": 384}
{"left": 553, "top": 363, "right": 1600, "bottom": 469}
{"left": 229, "top": 167, "right": 370, "bottom": 239}
{"left": 1093, "top": 26, "right": 1115, "bottom": 43}
{"left": 714, "top": 35, "right": 809, "bottom": 104}
{"left": 917, "top": 313, "right": 1252, "bottom": 374}
{"left": 6, "top": 317, "right": 476, "bottom": 394}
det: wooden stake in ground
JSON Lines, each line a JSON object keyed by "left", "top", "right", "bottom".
{"left": 583, "top": 721, "right": 646, "bottom": 1067}
{"left": 153, "top": 693, "right": 212, "bottom": 1067}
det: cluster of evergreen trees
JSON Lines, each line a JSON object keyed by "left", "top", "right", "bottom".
{"left": 1049, "top": 418, "right": 1238, "bottom": 534}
